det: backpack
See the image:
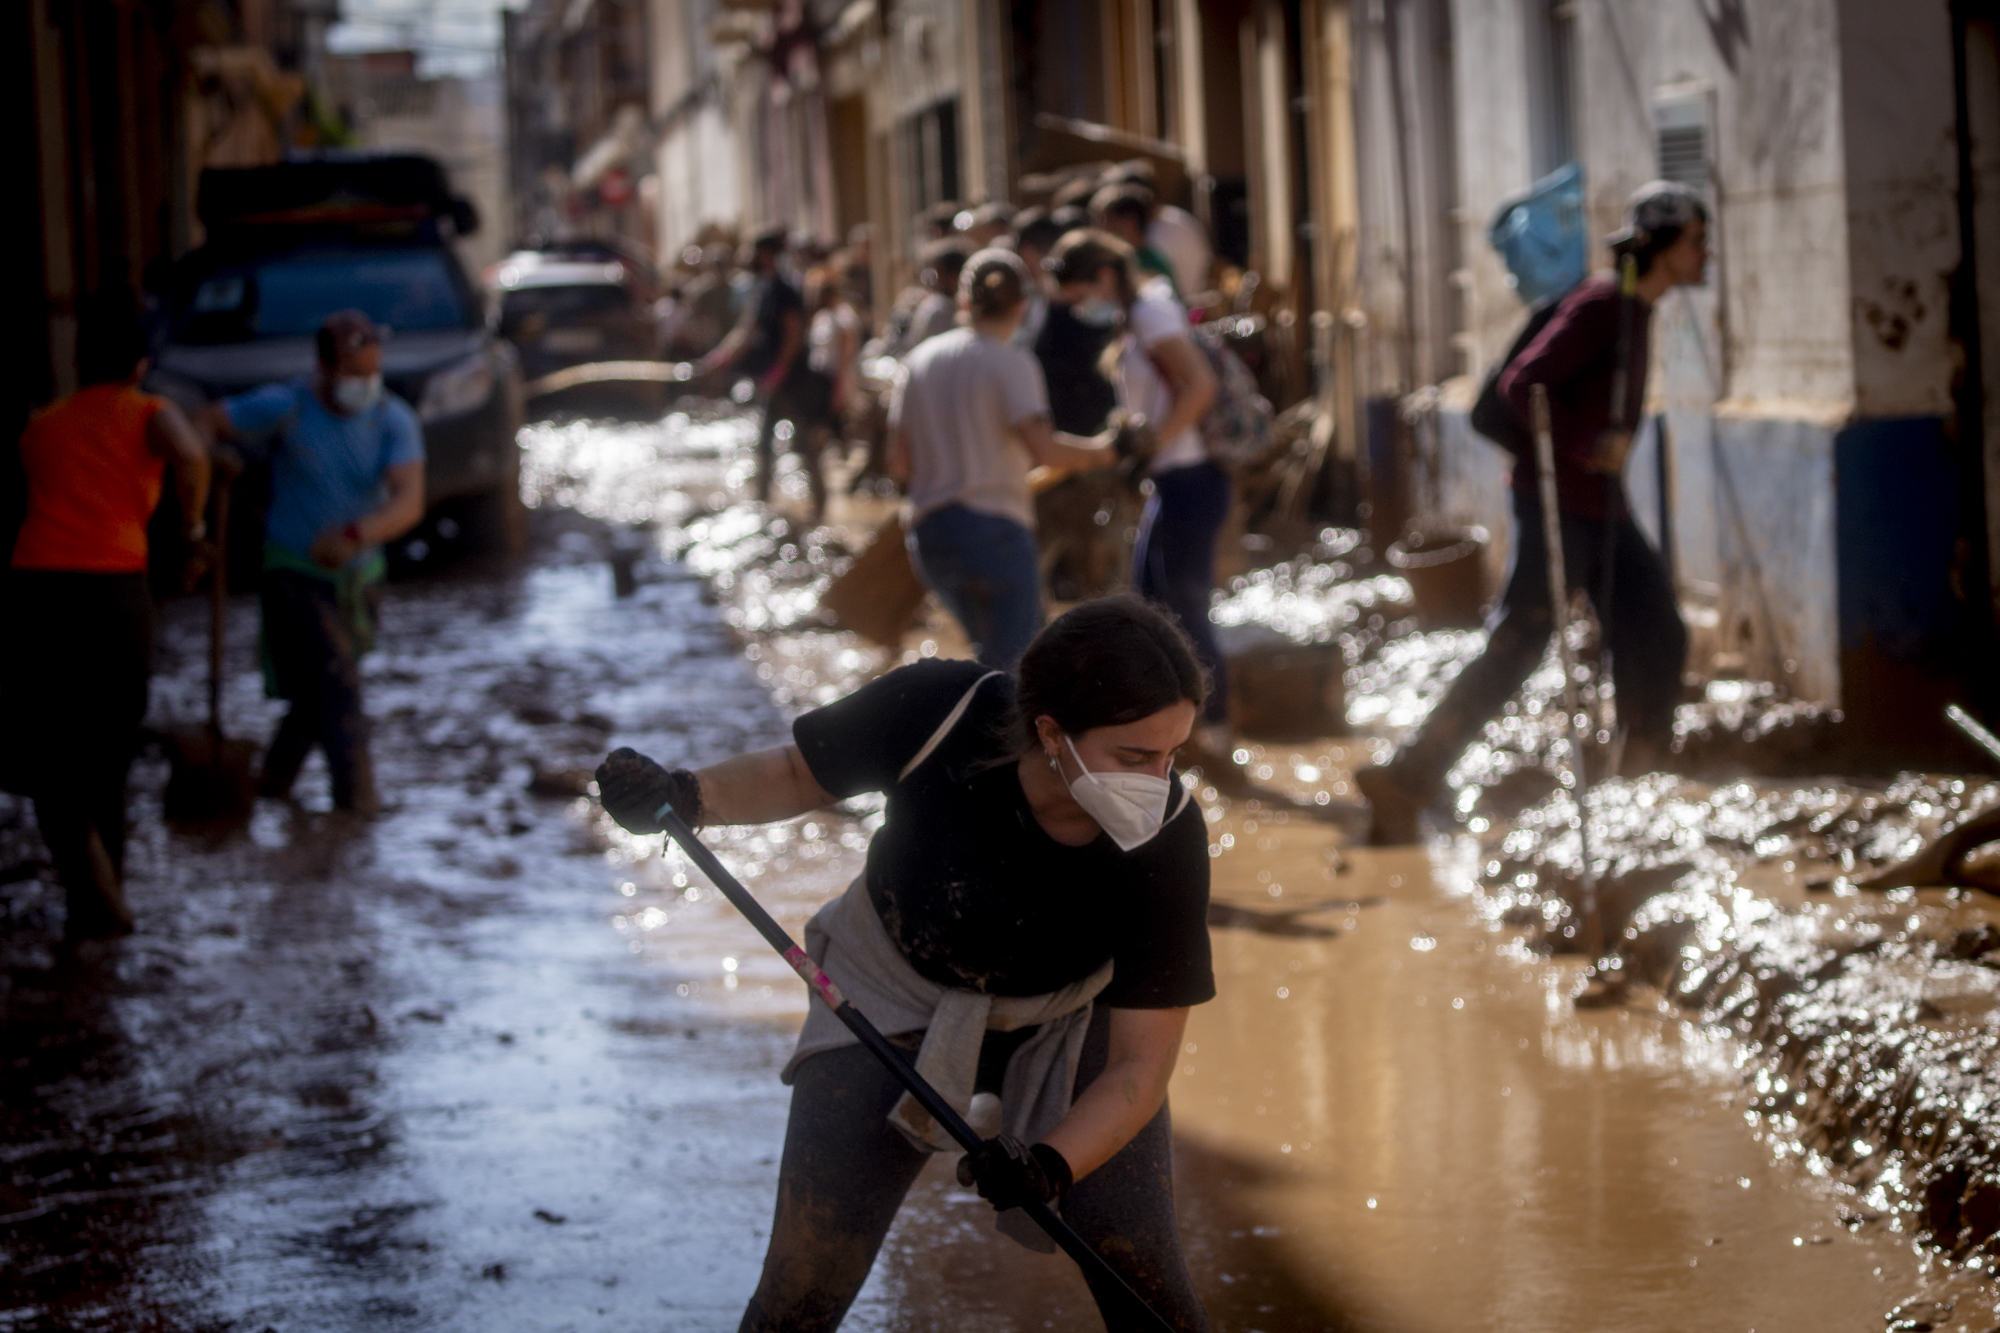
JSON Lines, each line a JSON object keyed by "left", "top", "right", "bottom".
{"left": 1186, "top": 324, "right": 1273, "bottom": 471}
{"left": 1468, "top": 293, "right": 1566, "bottom": 460}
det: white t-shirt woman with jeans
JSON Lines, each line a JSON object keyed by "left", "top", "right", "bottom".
{"left": 887, "top": 249, "right": 1117, "bottom": 668}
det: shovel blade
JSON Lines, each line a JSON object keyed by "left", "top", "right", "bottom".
{"left": 163, "top": 729, "right": 259, "bottom": 824}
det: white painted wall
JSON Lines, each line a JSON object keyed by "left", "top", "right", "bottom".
{"left": 647, "top": 0, "right": 744, "bottom": 259}
{"left": 656, "top": 100, "right": 741, "bottom": 259}
{"left": 1446, "top": 0, "right": 1544, "bottom": 379}
{"left": 1836, "top": 0, "right": 1962, "bottom": 420}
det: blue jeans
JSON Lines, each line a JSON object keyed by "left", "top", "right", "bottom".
{"left": 1134, "top": 461, "right": 1232, "bottom": 724}
{"left": 909, "top": 505, "right": 1043, "bottom": 669}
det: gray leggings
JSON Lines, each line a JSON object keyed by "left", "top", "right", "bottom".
{"left": 738, "top": 1004, "right": 1210, "bottom": 1332}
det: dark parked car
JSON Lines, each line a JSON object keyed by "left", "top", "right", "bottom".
{"left": 147, "top": 153, "right": 527, "bottom": 559}
{"left": 490, "top": 253, "right": 658, "bottom": 384}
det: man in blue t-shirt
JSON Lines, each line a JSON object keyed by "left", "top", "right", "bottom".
{"left": 201, "top": 309, "right": 425, "bottom": 814}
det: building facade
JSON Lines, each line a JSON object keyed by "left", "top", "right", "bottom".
{"left": 1374, "top": 0, "right": 1999, "bottom": 752}
{"left": 524, "top": 0, "right": 2000, "bottom": 749}
{"left": 10, "top": 0, "right": 345, "bottom": 441}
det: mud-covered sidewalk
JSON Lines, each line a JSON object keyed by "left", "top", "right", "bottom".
{"left": 3, "top": 407, "right": 1996, "bottom": 1331}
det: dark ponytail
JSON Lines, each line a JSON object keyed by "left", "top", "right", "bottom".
{"left": 1011, "top": 596, "right": 1208, "bottom": 750}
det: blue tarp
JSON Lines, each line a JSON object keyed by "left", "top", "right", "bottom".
{"left": 1487, "top": 162, "right": 1587, "bottom": 305}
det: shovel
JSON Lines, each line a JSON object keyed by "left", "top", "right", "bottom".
{"left": 164, "top": 482, "right": 258, "bottom": 823}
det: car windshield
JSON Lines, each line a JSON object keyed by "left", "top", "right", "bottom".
{"left": 179, "top": 249, "right": 468, "bottom": 342}
{"left": 500, "top": 284, "right": 631, "bottom": 325}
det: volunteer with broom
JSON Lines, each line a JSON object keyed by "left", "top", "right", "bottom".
{"left": 596, "top": 596, "right": 1216, "bottom": 1332}
{"left": 3, "top": 295, "right": 213, "bottom": 940}
{"left": 885, "top": 248, "right": 1119, "bottom": 670}
{"left": 1358, "top": 181, "right": 1705, "bottom": 843}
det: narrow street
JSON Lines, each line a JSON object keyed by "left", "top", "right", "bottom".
{"left": 4, "top": 411, "right": 1994, "bottom": 1332}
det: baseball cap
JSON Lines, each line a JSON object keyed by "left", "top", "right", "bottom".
{"left": 1605, "top": 180, "right": 1706, "bottom": 252}
{"left": 317, "top": 309, "right": 382, "bottom": 361}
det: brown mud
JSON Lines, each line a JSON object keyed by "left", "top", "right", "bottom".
{"left": 1, "top": 405, "right": 1993, "bottom": 1330}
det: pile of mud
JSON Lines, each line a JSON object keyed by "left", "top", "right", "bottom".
{"left": 1204, "top": 524, "right": 2000, "bottom": 1277}
{"left": 1469, "top": 764, "right": 2000, "bottom": 1267}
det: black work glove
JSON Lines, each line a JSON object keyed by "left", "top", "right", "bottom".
{"left": 595, "top": 747, "right": 703, "bottom": 833}
{"left": 955, "top": 1135, "right": 1072, "bottom": 1211}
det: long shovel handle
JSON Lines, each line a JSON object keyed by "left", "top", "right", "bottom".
{"left": 1948, "top": 704, "right": 2000, "bottom": 768}
{"left": 652, "top": 803, "right": 1179, "bottom": 1333}
{"left": 1530, "top": 386, "right": 1602, "bottom": 959}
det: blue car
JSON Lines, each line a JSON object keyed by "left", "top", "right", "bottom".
{"left": 148, "top": 153, "right": 527, "bottom": 558}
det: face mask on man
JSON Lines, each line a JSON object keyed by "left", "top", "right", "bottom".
{"left": 1059, "top": 735, "right": 1171, "bottom": 852}
{"left": 331, "top": 373, "right": 384, "bottom": 414}
{"left": 1070, "top": 297, "right": 1122, "bottom": 328}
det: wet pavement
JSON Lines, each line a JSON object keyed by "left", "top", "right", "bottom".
{"left": 4, "top": 403, "right": 2000, "bottom": 1331}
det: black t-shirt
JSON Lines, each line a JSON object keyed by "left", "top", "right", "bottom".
{"left": 737, "top": 273, "right": 806, "bottom": 380}
{"left": 1034, "top": 303, "right": 1118, "bottom": 435}
{"left": 792, "top": 659, "right": 1215, "bottom": 1009}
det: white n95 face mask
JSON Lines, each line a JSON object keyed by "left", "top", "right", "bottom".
{"left": 332, "top": 373, "right": 384, "bottom": 414}
{"left": 1071, "top": 297, "right": 1122, "bottom": 328}
{"left": 1062, "top": 736, "right": 1172, "bottom": 852}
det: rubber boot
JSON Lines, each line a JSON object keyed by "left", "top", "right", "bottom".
{"left": 332, "top": 741, "right": 382, "bottom": 817}
{"left": 63, "top": 827, "right": 135, "bottom": 941}
{"left": 1356, "top": 763, "right": 1429, "bottom": 847}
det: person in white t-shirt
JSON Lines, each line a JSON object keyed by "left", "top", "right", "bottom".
{"left": 1047, "top": 231, "right": 1231, "bottom": 745}
{"left": 887, "top": 250, "right": 1118, "bottom": 668}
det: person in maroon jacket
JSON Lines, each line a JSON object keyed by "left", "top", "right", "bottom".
{"left": 1360, "top": 182, "right": 1709, "bottom": 844}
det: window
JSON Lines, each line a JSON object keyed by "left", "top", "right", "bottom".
{"left": 904, "top": 97, "right": 962, "bottom": 216}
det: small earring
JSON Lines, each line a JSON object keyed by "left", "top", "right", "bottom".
{"left": 1047, "top": 751, "right": 1060, "bottom": 773}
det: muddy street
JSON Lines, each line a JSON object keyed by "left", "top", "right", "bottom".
{"left": 2, "top": 408, "right": 1996, "bottom": 1333}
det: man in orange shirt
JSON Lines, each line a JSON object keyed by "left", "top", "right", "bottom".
{"left": 1, "top": 298, "right": 211, "bottom": 940}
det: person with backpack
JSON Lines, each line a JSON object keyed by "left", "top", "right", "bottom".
{"left": 592, "top": 596, "right": 1218, "bottom": 1333}
{"left": 1047, "top": 231, "right": 1233, "bottom": 747}
{"left": 201, "top": 309, "right": 425, "bottom": 816}
{"left": 1358, "top": 181, "right": 1709, "bottom": 844}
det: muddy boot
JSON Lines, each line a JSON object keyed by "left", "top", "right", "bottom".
{"left": 332, "top": 743, "right": 383, "bottom": 817}
{"left": 63, "top": 827, "right": 135, "bottom": 942}
{"left": 1574, "top": 967, "right": 1631, "bottom": 1009}
{"left": 1356, "top": 763, "right": 1428, "bottom": 846}
{"left": 1616, "top": 732, "right": 1673, "bottom": 780}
